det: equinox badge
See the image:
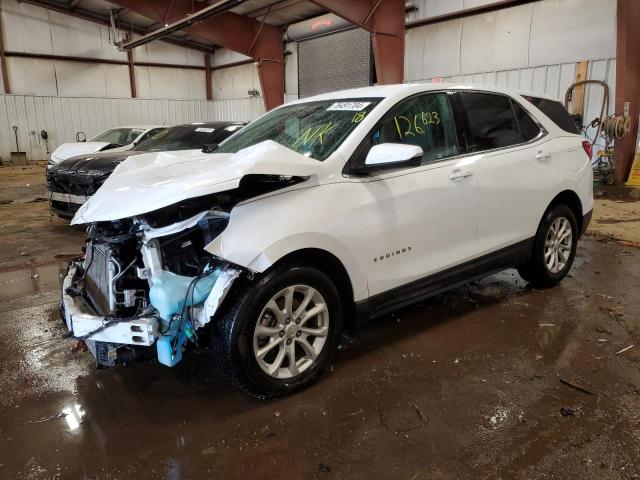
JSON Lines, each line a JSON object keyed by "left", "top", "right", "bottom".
{"left": 374, "top": 246, "right": 412, "bottom": 263}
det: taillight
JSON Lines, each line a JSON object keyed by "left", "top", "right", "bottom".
{"left": 582, "top": 140, "right": 593, "bottom": 159}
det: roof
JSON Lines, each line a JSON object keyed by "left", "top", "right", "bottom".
{"left": 114, "top": 125, "right": 165, "bottom": 129}
{"left": 291, "top": 82, "right": 561, "bottom": 104}
{"left": 178, "top": 121, "right": 247, "bottom": 127}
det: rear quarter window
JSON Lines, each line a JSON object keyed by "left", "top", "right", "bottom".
{"left": 523, "top": 96, "right": 580, "bottom": 134}
{"left": 458, "top": 92, "right": 540, "bottom": 152}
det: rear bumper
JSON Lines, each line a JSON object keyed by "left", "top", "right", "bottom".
{"left": 580, "top": 209, "right": 593, "bottom": 236}
{"left": 62, "top": 262, "right": 158, "bottom": 347}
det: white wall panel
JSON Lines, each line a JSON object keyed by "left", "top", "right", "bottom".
{"left": 422, "top": 19, "right": 462, "bottom": 78}
{"left": 285, "top": 42, "right": 298, "bottom": 95}
{"left": 133, "top": 36, "right": 206, "bottom": 67}
{"left": 48, "top": 11, "right": 126, "bottom": 61}
{"left": 134, "top": 67, "right": 207, "bottom": 100}
{"left": 404, "top": 28, "right": 425, "bottom": 81}
{"left": 460, "top": 3, "right": 533, "bottom": 72}
{"left": 6, "top": 58, "right": 58, "bottom": 96}
{"left": 2, "top": 0, "right": 53, "bottom": 54}
{"left": 529, "top": 0, "right": 616, "bottom": 66}
{"left": 55, "top": 62, "right": 104, "bottom": 97}
{"left": 185, "top": 69, "right": 207, "bottom": 100}
{"left": 212, "top": 48, "right": 251, "bottom": 67}
{"left": 213, "top": 63, "right": 260, "bottom": 100}
{"left": 407, "top": 0, "right": 533, "bottom": 22}
{"left": 405, "top": 0, "right": 617, "bottom": 83}
{"left": 103, "top": 65, "right": 132, "bottom": 98}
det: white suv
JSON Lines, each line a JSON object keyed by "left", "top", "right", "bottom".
{"left": 62, "top": 83, "right": 593, "bottom": 398}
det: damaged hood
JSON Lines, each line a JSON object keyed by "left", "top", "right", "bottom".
{"left": 71, "top": 140, "right": 322, "bottom": 224}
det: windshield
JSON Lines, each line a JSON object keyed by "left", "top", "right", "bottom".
{"left": 90, "top": 128, "right": 145, "bottom": 145}
{"left": 215, "top": 98, "right": 382, "bottom": 161}
{"left": 136, "top": 124, "right": 243, "bottom": 152}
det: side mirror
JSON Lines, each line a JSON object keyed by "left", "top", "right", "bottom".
{"left": 202, "top": 143, "right": 219, "bottom": 153}
{"left": 360, "top": 143, "right": 423, "bottom": 172}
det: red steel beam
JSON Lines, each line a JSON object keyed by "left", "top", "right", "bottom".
{"left": 205, "top": 54, "right": 212, "bottom": 100}
{"left": 111, "top": 0, "right": 284, "bottom": 110}
{"left": 614, "top": 0, "right": 640, "bottom": 184}
{"left": 0, "top": 0, "right": 10, "bottom": 94}
{"left": 310, "top": 0, "right": 405, "bottom": 85}
{"left": 127, "top": 47, "right": 137, "bottom": 98}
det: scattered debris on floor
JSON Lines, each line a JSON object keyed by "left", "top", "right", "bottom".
{"left": 615, "top": 345, "right": 634, "bottom": 355}
{"left": 559, "top": 377, "right": 595, "bottom": 395}
{"left": 560, "top": 407, "right": 576, "bottom": 417}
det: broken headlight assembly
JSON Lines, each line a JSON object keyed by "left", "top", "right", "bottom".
{"left": 65, "top": 208, "right": 240, "bottom": 368}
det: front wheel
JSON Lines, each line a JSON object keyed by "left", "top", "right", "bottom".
{"left": 214, "top": 265, "right": 343, "bottom": 399}
{"left": 518, "top": 204, "right": 578, "bottom": 288}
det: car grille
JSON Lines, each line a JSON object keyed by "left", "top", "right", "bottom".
{"left": 47, "top": 171, "right": 104, "bottom": 196}
{"left": 84, "top": 243, "right": 113, "bottom": 315}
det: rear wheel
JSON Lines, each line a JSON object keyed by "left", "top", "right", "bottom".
{"left": 518, "top": 204, "right": 578, "bottom": 288}
{"left": 214, "top": 265, "right": 343, "bottom": 399}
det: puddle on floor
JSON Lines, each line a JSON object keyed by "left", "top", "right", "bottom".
{"left": 0, "top": 261, "right": 68, "bottom": 301}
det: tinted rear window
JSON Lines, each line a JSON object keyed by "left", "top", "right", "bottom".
{"left": 523, "top": 96, "right": 579, "bottom": 134}
{"left": 459, "top": 92, "right": 540, "bottom": 152}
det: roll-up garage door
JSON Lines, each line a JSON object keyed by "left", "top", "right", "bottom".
{"left": 298, "top": 28, "right": 372, "bottom": 98}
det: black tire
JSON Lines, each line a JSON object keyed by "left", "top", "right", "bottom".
{"left": 213, "top": 265, "right": 343, "bottom": 399}
{"left": 517, "top": 204, "right": 578, "bottom": 288}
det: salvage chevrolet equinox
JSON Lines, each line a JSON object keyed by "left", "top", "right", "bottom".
{"left": 62, "top": 83, "right": 593, "bottom": 398}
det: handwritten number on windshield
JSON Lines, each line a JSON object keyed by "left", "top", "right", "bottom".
{"left": 352, "top": 111, "right": 366, "bottom": 123}
{"left": 394, "top": 111, "right": 440, "bottom": 141}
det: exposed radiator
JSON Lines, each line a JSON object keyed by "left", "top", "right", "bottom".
{"left": 84, "top": 243, "right": 114, "bottom": 315}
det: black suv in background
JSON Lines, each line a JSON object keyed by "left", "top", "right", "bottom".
{"left": 46, "top": 121, "right": 245, "bottom": 218}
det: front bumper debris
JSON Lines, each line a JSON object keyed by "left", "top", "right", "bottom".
{"left": 47, "top": 190, "right": 89, "bottom": 206}
{"left": 62, "top": 262, "right": 158, "bottom": 346}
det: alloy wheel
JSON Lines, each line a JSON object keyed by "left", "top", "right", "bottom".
{"left": 253, "top": 285, "right": 330, "bottom": 379}
{"left": 544, "top": 217, "right": 573, "bottom": 274}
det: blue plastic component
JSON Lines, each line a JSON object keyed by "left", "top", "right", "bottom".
{"left": 156, "top": 320, "right": 187, "bottom": 367}
{"left": 150, "top": 269, "right": 221, "bottom": 367}
{"left": 149, "top": 269, "right": 220, "bottom": 321}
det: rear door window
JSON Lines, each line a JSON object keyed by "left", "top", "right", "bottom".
{"left": 523, "top": 96, "right": 580, "bottom": 134}
{"left": 459, "top": 92, "right": 541, "bottom": 152}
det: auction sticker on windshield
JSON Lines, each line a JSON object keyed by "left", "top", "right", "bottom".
{"left": 327, "top": 102, "right": 371, "bottom": 111}
{"left": 195, "top": 128, "right": 215, "bottom": 133}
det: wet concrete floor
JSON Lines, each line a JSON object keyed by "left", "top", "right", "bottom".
{"left": 1, "top": 236, "right": 640, "bottom": 479}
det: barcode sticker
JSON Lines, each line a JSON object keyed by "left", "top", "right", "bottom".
{"left": 327, "top": 102, "right": 371, "bottom": 111}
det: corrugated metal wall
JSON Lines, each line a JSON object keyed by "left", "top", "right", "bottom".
{"left": 298, "top": 28, "right": 371, "bottom": 98}
{"left": 413, "top": 58, "right": 617, "bottom": 146}
{"left": 0, "top": 93, "right": 301, "bottom": 162}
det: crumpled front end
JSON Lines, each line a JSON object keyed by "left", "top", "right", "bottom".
{"left": 62, "top": 207, "right": 241, "bottom": 368}
{"left": 62, "top": 140, "right": 319, "bottom": 367}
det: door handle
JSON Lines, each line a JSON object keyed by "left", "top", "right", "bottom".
{"left": 535, "top": 151, "right": 551, "bottom": 160}
{"left": 449, "top": 169, "right": 473, "bottom": 181}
